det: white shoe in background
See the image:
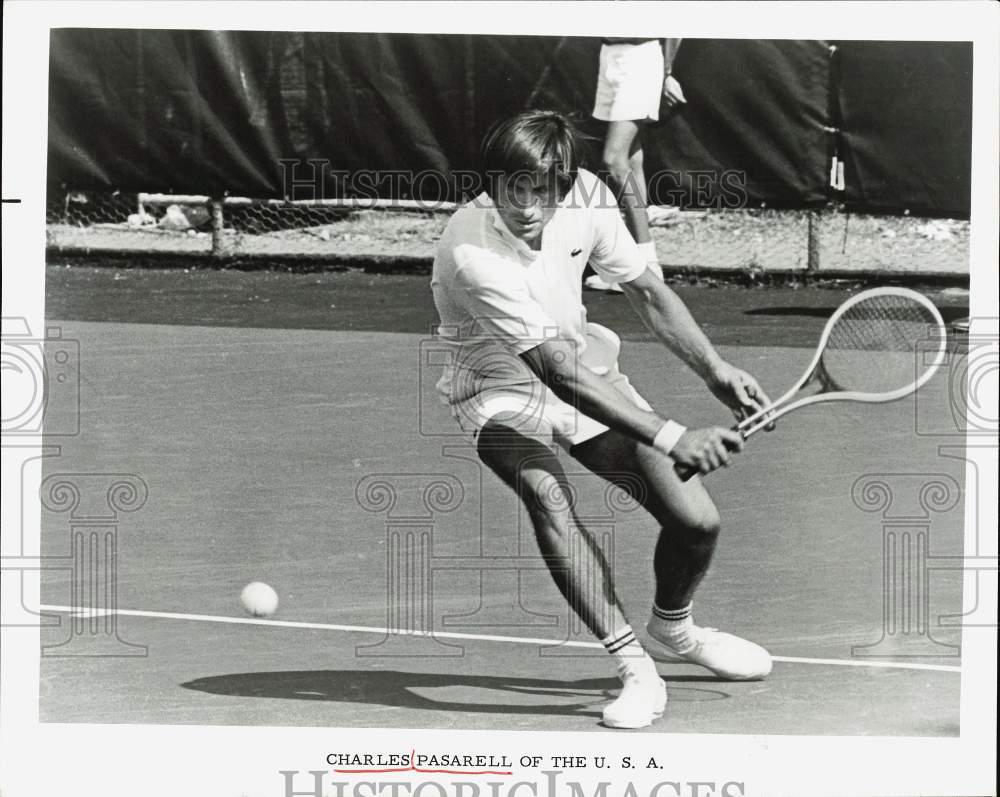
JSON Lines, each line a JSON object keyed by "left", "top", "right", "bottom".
{"left": 584, "top": 275, "right": 624, "bottom": 293}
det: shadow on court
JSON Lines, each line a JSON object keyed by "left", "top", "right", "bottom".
{"left": 181, "top": 670, "right": 730, "bottom": 718}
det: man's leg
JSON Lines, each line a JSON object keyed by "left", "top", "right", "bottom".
{"left": 570, "top": 429, "right": 772, "bottom": 680}
{"left": 477, "top": 419, "right": 666, "bottom": 728}
{"left": 477, "top": 419, "right": 627, "bottom": 639}
{"left": 571, "top": 427, "right": 719, "bottom": 610}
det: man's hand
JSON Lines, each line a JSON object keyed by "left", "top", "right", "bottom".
{"left": 671, "top": 427, "right": 744, "bottom": 474}
{"left": 707, "top": 361, "right": 774, "bottom": 427}
{"left": 662, "top": 75, "right": 686, "bottom": 109}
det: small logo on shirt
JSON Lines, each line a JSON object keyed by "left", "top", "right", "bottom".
{"left": 570, "top": 248, "right": 582, "bottom": 257}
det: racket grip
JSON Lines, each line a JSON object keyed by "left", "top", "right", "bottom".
{"left": 672, "top": 421, "right": 745, "bottom": 482}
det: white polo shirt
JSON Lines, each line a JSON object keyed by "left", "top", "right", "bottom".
{"left": 431, "top": 168, "right": 647, "bottom": 408}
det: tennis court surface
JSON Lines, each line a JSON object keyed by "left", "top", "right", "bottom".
{"left": 38, "top": 267, "right": 971, "bottom": 735}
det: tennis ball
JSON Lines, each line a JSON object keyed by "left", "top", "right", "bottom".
{"left": 240, "top": 582, "right": 279, "bottom": 617}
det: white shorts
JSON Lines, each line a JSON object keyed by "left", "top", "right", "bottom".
{"left": 593, "top": 41, "right": 665, "bottom": 123}
{"left": 446, "top": 324, "right": 653, "bottom": 451}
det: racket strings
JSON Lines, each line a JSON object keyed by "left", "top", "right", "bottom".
{"left": 820, "top": 294, "right": 941, "bottom": 394}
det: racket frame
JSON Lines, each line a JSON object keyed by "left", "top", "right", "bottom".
{"left": 735, "top": 287, "right": 948, "bottom": 439}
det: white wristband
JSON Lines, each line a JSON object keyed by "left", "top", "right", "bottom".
{"left": 652, "top": 420, "right": 687, "bottom": 455}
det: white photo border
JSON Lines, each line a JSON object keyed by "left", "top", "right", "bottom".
{"left": 2, "top": 3, "right": 997, "bottom": 796}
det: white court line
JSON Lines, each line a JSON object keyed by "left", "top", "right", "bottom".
{"left": 39, "top": 604, "right": 963, "bottom": 674}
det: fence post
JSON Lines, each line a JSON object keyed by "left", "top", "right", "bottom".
{"left": 806, "top": 211, "right": 820, "bottom": 273}
{"left": 210, "top": 199, "right": 227, "bottom": 257}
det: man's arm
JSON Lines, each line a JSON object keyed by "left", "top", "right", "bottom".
{"left": 520, "top": 338, "right": 744, "bottom": 473}
{"left": 621, "top": 267, "right": 722, "bottom": 381}
{"left": 521, "top": 339, "right": 664, "bottom": 446}
{"left": 620, "top": 267, "right": 772, "bottom": 423}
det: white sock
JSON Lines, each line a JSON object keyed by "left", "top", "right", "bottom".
{"left": 650, "top": 603, "right": 696, "bottom": 652}
{"left": 601, "top": 625, "right": 654, "bottom": 675}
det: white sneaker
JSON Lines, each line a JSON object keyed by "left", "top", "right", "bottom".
{"left": 584, "top": 275, "right": 624, "bottom": 293}
{"left": 602, "top": 661, "right": 667, "bottom": 729}
{"left": 646, "top": 621, "right": 772, "bottom": 681}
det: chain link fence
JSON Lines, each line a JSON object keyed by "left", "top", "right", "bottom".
{"left": 46, "top": 189, "right": 969, "bottom": 279}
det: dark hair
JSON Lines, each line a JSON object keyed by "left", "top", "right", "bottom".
{"left": 480, "top": 110, "right": 580, "bottom": 201}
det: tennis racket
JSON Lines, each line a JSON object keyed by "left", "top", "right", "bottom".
{"left": 675, "top": 287, "right": 948, "bottom": 480}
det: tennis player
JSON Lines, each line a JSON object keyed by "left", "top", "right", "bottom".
{"left": 585, "top": 37, "right": 684, "bottom": 293}
{"left": 431, "top": 111, "right": 772, "bottom": 729}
